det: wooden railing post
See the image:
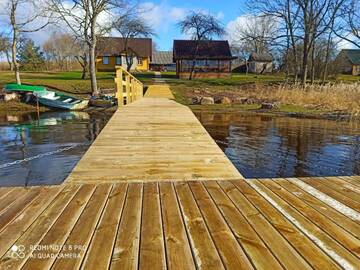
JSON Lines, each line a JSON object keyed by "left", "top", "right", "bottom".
{"left": 115, "top": 65, "right": 143, "bottom": 107}
{"left": 115, "top": 67, "right": 124, "bottom": 106}
{"left": 125, "top": 74, "right": 130, "bottom": 105}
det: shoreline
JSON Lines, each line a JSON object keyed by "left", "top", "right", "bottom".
{"left": 189, "top": 104, "right": 360, "bottom": 122}
{"left": 0, "top": 100, "right": 359, "bottom": 122}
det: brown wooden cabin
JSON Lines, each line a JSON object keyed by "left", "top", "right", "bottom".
{"left": 335, "top": 49, "right": 360, "bottom": 76}
{"left": 173, "top": 40, "right": 235, "bottom": 79}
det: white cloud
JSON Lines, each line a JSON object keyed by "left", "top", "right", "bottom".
{"left": 226, "top": 15, "right": 250, "bottom": 44}
{"left": 216, "top": 11, "right": 225, "bottom": 20}
{"left": 138, "top": 2, "right": 187, "bottom": 32}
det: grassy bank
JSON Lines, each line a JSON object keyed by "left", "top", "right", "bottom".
{"left": 0, "top": 71, "right": 115, "bottom": 97}
{"left": 1, "top": 70, "right": 359, "bottom": 119}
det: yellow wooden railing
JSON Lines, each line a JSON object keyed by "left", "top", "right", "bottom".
{"left": 114, "top": 66, "right": 143, "bottom": 106}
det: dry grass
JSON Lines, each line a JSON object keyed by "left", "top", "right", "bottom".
{"left": 269, "top": 83, "right": 360, "bottom": 115}
{"left": 170, "top": 81, "right": 360, "bottom": 116}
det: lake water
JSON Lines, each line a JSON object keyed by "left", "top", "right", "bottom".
{"left": 0, "top": 111, "right": 111, "bottom": 186}
{"left": 1, "top": 110, "right": 359, "bottom": 186}
{"left": 195, "top": 111, "right": 360, "bottom": 178}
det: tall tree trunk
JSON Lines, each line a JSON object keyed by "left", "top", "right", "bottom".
{"left": 11, "top": 29, "right": 21, "bottom": 84}
{"left": 322, "top": 38, "right": 331, "bottom": 84}
{"left": 10, "top": 3, "right": 21, "bottom": 84}
{"left": 322, "top": 25, "right": 334, "bottom": 84}
{"left": 310, "top": 41, "right": 316, "bottom": 84}
{"left": 81, "top": 53, "right": 88, "bottom": 80}
{"left": 301, "top": 34, "right": 310, "bottom": 86}
{"left": 89, "top": 43, "right": 98, "bottom": 95}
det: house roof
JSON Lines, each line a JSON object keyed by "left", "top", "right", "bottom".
{"left": 96, "top": 37, "right": 152, "bottom": 58}
{"left": 173, "top": 40, "right": 234, "bottom": 60}
{"left": 152, "top": 51, "right": 174, "bottom": 64}
{"left": 249, "top": 52, "right": 273, "bottom": 62}
{"left": 341, "top": 49, "right": 360, "bottom": 65}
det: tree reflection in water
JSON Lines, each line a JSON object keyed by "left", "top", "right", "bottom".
{"left": 195, "top": 111, "right": 360, "bottom": 178}
{"left": 0, "top": 111, "right": 112, "bottom": 187}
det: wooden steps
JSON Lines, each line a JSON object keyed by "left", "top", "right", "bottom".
{"left": 0, "top": 177, "right": 359, "bottom": 269}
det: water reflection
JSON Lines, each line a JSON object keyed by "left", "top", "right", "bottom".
{"left": 0, "top": 111, "right": 111, "bottom": 186}
{"left": 195, "top": 111, "right": 360, "bottom": 178}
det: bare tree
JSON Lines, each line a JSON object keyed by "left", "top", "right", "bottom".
{"left": 0, "top": 33, "right": 12, "bottom": 70}
{"left": 253, "top": 0, "right": 347, "bottom": 85}
{"left": 48, "top": 0, "right": 131, "bottom": 96}
{"left": 178, "top": 11, "right": 225, "bottom": 80}
{"left": 1, "top": 0, "right": 50, "bottom": 84}
{"left": 335, "top": 0, "right": 360, "bottom": 48}
{"left": 43, "top": 31, "right": 78, "bottom": 71}
{"left": 113, "top": 15, "right": 154, "bottom": 71}
{"left": 233, "top": 15, "right": 278, "bottom": 54}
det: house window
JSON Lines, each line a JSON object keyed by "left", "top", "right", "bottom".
{"left": 115, "top": 56, "right": 121, "bottom": 65}
{"left": 137, "top": 58, "right": 143, "bottom": 65}
{"left": 102, "top": 56, "right": 109, "bottom": 65}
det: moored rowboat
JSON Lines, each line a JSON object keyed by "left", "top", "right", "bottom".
{"left": 34, "top": 91, "right": 89, "bottom": 110}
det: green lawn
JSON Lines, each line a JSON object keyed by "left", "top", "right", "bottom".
{"left": 0, "top": 71, "right": 115, "bottom": 97}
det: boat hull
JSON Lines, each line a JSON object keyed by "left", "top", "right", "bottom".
{"left": 38, "top": 98, "right": 89, "bottom": 110}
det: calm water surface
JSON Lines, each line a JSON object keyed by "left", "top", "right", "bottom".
{"left": 1, "top": 110, "right": 359, "bottom": 186}
{"left": 195, "top": 111, "right": 360, "bottom": 178}
{"left": 0, "top": 111, "right": 111, "bottom": 186}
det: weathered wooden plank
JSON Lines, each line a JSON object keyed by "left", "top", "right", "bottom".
{"left": 339, "top": 176, "right": 360, "bottom": 188}
{"left": 139, "top": 182, "right": 166, "bottom": 270}
{"left": 313, "top": 177, "right": 360, "bottom": 201}
{"left": 219, "top": 181, "right": 312, "bottom": 270}
{"left": 51, "top": 184, "right": 112, "bottom": 270}
{"left": 21, "top": 184, "right": 96, "bottom": 270}
{"left": 82, "top": 183, "right": 127, "bottom": 270}
{"left": 0, "top": 189, "right": 28, "bottom": 214}
{"left": 277, "top": 178, "right": 360, "bottom": 238}
{"left": 110, "top": 183, "right": 142, "bottom": 269}
{"left": 256, "top": 179, "right": 360, "bottom": 264}
{"left": 0, "top": 188, "right": 41, "bottom": 232}
{"left": 0, "top": 185, "right": 81, "bottom": 269}
{"left": 0, "top": 186, "right": 63, "bottom": 257}
{"left": 188, "top": 181, "right": 254, "bottom": 270}
{"left": 203, "top": 181, "right": 283, "bottom": 269}
{"left": 174, "top": 182, "right": 225, "bottom": 269}
{"left": 299, "top": 178, "right": 360, "bottom": 212}
{"left": 233, "top": 179, "right": 343, "bottom": 269}
{"left": 324, "top": 177, "right": 360, "bottom": 196}
{"left": 159, "top": 182, "right": 196, "bottom": 270}
{"left": 247, "top": 180, "right": 360, "bottom": 269}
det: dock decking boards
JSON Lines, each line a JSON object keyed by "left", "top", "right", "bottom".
{"left": 0, "top": 178, "right": 360, "bottom": 269}
{"left": 66, "top": 97, "right": 243, "bottom": 183}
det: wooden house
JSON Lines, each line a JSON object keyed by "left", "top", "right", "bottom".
{"left": 173, "top": 40, "right": 235, "bottom": 79}
{"left": 96, "top": 37, "right": 152, "bottom": 71}
{"left": 336, "top": 49, "right": 360, "bottom": 76}
{"left": 248, "top": 52, "right": 273, "bottom": 74}
{"left": 150, "top": 51, "right": 176, "bottom": 71}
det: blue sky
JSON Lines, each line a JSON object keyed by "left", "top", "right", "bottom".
{"left": 140, "top": 0, "right": 247, "bottom": 50}
{"left": 10, "top": 0, "right": 247, "bottom": 50}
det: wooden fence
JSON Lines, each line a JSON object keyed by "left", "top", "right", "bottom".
{"left": 114, "top": 66, "right": 144, "bottom": 106}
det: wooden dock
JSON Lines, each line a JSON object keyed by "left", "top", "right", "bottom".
{"left": 0, "top": 80, "right": 359, "bottom": 269}
{"left": 66, "top": 96, "right": 242, "bottom": 183}
{"left": 0, "top": 177, "right": 359, "bottom": 269}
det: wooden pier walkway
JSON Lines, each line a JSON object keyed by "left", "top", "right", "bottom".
{"left": 66, "top": 92, "right": 242, "bottom": 183}
{"left": 0, "top": 177, "right": 359, "bottom": 269}
{"left": 0, "top": 78, "right": 359, "bottom": 269}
